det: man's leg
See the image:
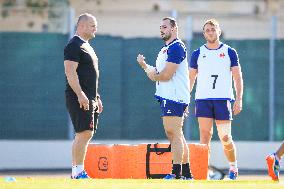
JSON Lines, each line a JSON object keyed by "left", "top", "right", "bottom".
{"left": 266, "top": 141, "right": 284, "bottom": 181}
{"left": 181, "top": 132, "right": 192, "bottom": 179}
{"left": 198, "top": 117, "right": 214, "bottom": 146}
{"left": 163, "top": 116, "right": 184, "bottom": 178}
{"left": 216, "top": 120, "right": 238, "bottom": 179}
{"left": 72, "top": 130, "right": 94, "bottom": 178}
{"left": 276, "top": 142, "right": 284, "bottom": 160}
{"left": 216, "top": 120, "right": 236, "bottom": 163}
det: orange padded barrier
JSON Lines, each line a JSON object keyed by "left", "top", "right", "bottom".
{"left": 84, "top": 143, "right": 208, "bottom": 179}
{"left": 85, "top": 144, "right": 137, "bottom": 179}
{"left": 84, "top": 144, "right": 113, "bottom": 178}
{"left": 189, "top": 143, "right": 209, "bottom": 179}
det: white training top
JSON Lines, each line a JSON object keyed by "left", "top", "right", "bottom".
{"left": 154, "top": 39, "right": 190, "bottom": 105}
{"left": 190, "top": 43, "right": 239, "bottom": 101}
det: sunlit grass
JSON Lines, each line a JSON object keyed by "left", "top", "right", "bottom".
{"left": 1, "top": 178, "right": 283, "bottom": 189}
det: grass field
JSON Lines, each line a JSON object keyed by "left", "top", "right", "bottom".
{"left": 1, "top": 178, "right": 283, "bottom": 189}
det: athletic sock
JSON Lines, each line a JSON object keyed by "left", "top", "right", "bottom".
{"left": 75, "top": 165, "right": 84, "bottom": 176}
{"left": 72, "top": 165, "right": 77, "bottom": 178}
{"left": 182, "top": 163, "right": 192, "bottom": 178}
{"left": 229, "top": 161, "right": 238, "bottom": 171}
{"left": 172, "top": 164, "right": 181, "bottom": 178}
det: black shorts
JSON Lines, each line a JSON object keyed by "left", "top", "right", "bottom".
{"left": 66, "top": 95, "right": 99, "bottom": 133}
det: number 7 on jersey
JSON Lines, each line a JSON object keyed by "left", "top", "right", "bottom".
{"left": 211, "top": 75, "right": 218, "bottom": 89}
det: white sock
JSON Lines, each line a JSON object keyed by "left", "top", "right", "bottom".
{"left": 72, "top": 165, "right": 84, "bottom": 177}
{"left": 72, "top": 165, "right": 77, "bottom": 177}
{"left": 75, "top": 165, "right": 84, "bottom": 175}
{"left": 229, "top": 161, "right": 238, "bottom": 170}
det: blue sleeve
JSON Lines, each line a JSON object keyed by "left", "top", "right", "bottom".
{"left": 189, "top": 49, "right": 200, "bottom": 69}
{"left": 228, "top": 47, "right": 239, "bottom": 67}
{"left": 166, "top": 42, "right": 186, "bottom": 64}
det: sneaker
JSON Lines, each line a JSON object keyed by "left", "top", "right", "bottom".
{"left": 266, "top": 153, "right": 280, "bottom": 181}
{"left": 228, "top": 168, "right": 238, "bottom": 180}
{"left": 72, "top": 170, "right": 90, "bottom": 179}
{"left": 163, "top": 174, "right": 177, "bottom": 180}
{"left": 180, "top": 176, "right": 193, "bottom": 180}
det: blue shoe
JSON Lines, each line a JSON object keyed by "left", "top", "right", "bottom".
{"left": 163, "top": 174, "right": 177, "bottom": 180}
{"left": 73, "top": 170, "right": 90, "bottom": 179}
{"left": 266, "top": 153, "right": 280, "bottom": 181}
{"left": 228, "top": 168, "right": 238, "bottom": 180}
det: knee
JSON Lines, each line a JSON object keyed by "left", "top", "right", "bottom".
{"left": 201, "top": 129, "right": 213, "bottom": 139}
{"left": 165, "top": 130, "right": 174, "bottom": 140}
{"left": 217, "top": 123, "right": 233, "bottom": 146}
{"left": 76, "top": 130, "right": 94, "bottom": 141}
{"left": 221, "top": 134, "right": 233, "bottom": 146}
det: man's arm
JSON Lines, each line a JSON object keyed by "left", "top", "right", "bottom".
{"left": 136, "top": 54, "right": 157, "bottom": 80}
{"left": 149, "top": 62, "right": 179, "bottom": 81}
{"left": 64, "top": 60, "right": 89, "bottom": 110}
{"left": 231, "top": 66, "right": 243, "bottom": 115}
{"left": 189, "top": 68, "right": 198, "bottom": 93}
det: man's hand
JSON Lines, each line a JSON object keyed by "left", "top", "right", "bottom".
{"left": 184, "top": 106, "right": 189, "bottom": 118}
{"left": 233, "top": 99, "right": 242, "bottom": 115}
{"left": 97, "top": 98, "right": 103, "bottom": 113}
{"left": 77, "top": 91, "right": 89, "bottom": 111}
{"left": 137, "top": 54, "right": 147, "bottom": 69}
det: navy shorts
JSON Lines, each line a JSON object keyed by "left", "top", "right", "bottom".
{"left": 195, "top": 100, "right": 232, "bottom": 120}
{"left": 159, "top": 99, "right": 188, "bottom": 117}
{"left": 66, "top": 94, "right": 99, "bottom": 133}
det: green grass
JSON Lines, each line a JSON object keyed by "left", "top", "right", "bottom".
{"left": 1, "top": 178, "right": 283, "bottom": 189}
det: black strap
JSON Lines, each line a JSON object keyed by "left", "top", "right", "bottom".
{"left": 153, "top": 143, "right": 171, "bottom": 155}
{"left": 146, "top": 144, "right": 151, "bottom": 178}
{"left": 146, "top": 143, "right": 171, "bottom": 179}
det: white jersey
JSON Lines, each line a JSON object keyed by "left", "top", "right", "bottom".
{"left": 190, "top": 43, "right": 239, "bottom": 100}
{"left": 154, "top": 39, "right": 190, "bottom": 105}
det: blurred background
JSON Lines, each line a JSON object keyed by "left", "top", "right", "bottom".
{"left": 0, "top": 0, "right": 284, "bottom": 171}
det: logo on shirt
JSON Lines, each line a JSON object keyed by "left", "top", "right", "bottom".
{"left": 167, "top": 110, "right": 172, "bottom": 114}
{"left": 202, "top": 54, "right": 206, "bottom": 58}
{"left": 219, "top": 53, "right": 225, "bottom": 58}
{"left": 163, "top": 49, "right": 168, "bottom": 54}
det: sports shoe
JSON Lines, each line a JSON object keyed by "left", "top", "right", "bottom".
{"left": 180, "top": 175, "right": 193, "bottom": 180}
{"left": 266, "top": 153, "right": 280, "bottom": 181}
{"left": 72, "top": 170, "right": 90, "bottom": 179}
{"left": 228, "top": 168, "right": 238, "bottom": 180}
{"left": 163, "top": 174, "right": 177, "bottom": 180}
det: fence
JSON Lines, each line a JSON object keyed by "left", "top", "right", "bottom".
{"left": 0, "top": 33, "right": 283, "bottom": 140}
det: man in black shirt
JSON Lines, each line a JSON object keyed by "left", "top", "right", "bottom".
{"left": 64, "top": 13, "right": 103, "bottom": 179}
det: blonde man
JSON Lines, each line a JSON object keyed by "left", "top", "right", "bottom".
{"left": 189, "top": 19, "right": 243, "bottom": 180}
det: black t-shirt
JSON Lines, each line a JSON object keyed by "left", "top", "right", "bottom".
{"left": 64, "top": 36, "right": 99, "bottom": 99}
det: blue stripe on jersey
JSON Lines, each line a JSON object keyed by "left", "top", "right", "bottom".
{"left": 189, "top": 48, "right": 200, "bottom": 69}
{"left": 228, "top": 47, "right": 239, "bottom": 67}
{"left": 166, "top": 42, "right": 186, "bottom": 64}
{"left": 195, "top": 98, "right": 235, "bottom": 102}
{"left": 204, "top": 43, "right": 224, "bottom": 50}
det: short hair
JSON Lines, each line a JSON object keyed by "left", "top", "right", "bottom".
{"left": 76, "top": 13, "right": 96, "bottom": 26}
{"left": 162, "top": 17, "right": 177, "bottom": 28}
{"left": 202, "top": 18, "right": 220, "bottom": 31}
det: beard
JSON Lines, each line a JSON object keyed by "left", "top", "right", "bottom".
{"left": 206, "top": 36, "right": 218, "bottom": 43}
{"left": 161, "top": 33, "right": 171, "bottom": 41}
{"left": 90, "top": 33, "right": 95, "bottom": 39}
